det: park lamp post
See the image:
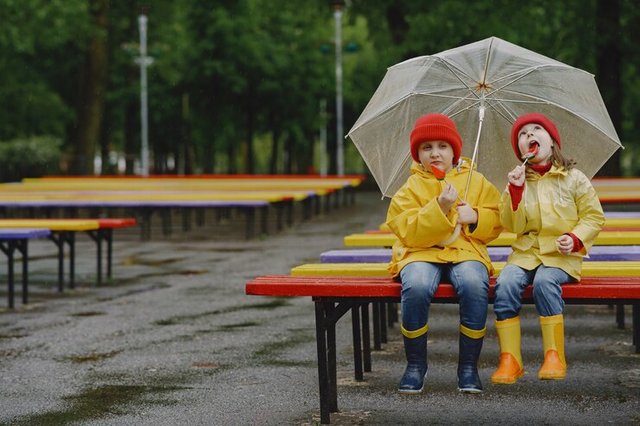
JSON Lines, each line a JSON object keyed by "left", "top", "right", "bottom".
{"left": 330, "top": 0, "right": 345, "bottom": 176}
{"left": 136, "top": 14, "right": 153, "bottom": 177}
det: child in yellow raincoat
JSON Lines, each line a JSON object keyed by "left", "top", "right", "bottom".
{"left": 491, "top": 113, "right": 605, "bottom": 384}
{"left": 386, "top": 113, "right": 502, "bottom": 394}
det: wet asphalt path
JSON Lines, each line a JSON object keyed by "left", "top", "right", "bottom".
{"left": 0, "top": 190, "right": 638, "bottom": 425}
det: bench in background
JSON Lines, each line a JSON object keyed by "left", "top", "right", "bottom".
{"left": 0, "top": 228, "right": 51, "bottom": 308}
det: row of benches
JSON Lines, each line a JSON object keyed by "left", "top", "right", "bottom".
{"left": 0, "top": 175, "right": 366, "bottom": 240}
{"left": 245, "top": 213, "right": 640, "bottom": 424}
{"left": 0, "top": 218, "right": 137, "bottom": 308}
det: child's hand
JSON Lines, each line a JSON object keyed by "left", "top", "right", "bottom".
{"left": 507, "top": 165, "right": 526, "bottom": 186}
{"left": 437, "top": 183, "right": 458, "bottom": 213}
{"left": 456, "top": 202, "right": 477, "bottom": 225}
{"left": 556, "top": 234, "right": 574, "bottom": 254}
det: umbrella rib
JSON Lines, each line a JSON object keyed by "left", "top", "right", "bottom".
{"left": 479, "top": 38, "right": 494, "bottom": 89}
{"left": 435, "top": 57, "right": 481, "bottom": 101}
{"left": 484, "top": 64, "right": 574, "bottom": 100}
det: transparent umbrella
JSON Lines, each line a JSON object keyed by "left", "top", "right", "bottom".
{"left": 347, "top": 36, "right": 623, "bottom": 198}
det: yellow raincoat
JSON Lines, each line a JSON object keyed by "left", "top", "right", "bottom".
{"left": 386, "top": 158, "right": 503, "bottom": 278}
{"left": 500, "top": 166, "right": 605, "bottom": 280}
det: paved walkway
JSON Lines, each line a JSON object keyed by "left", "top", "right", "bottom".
{"left": 1, "top": 190, "right": 639, "bottom": 425}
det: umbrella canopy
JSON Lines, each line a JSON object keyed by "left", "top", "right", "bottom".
{"left": 348, "top": 36, "right": 623, "bottom": 198}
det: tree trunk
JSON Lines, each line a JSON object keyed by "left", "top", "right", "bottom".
{"left": 595, "top": 0, "right": 622, "bottom": 177}
{"left": 244, "top": 87, "right": 255, "bottom": 174}
{"left": 179, "top": 92, "right": 193, "bottom": 175}
{"left": 70, "top": 0, "right": 109, "bottom": 175}
{"left": 269, "top": 112, "right": 280, "bottom": 174}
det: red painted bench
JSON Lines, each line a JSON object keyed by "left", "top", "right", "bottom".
{"left": 246, "top": 275, "right": 640, "bottom": 424}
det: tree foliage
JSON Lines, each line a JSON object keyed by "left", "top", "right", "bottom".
{"left": 0, "top": 0, "right": 638, "bottom": 179}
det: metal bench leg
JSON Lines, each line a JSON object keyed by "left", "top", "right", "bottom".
{"left": 244, "top": 208, "right": 255, "bottom": 240}
{"left": 362, "top": 303, "right": 371, "bottom": 372}
{"left": 260, "top": 206, "right": 268, "bottom": 236}
{"left": 351, "top": 305, "right": 363, "bottom": 381}
{"left": 49, "top": 233, "right": 65, "bottom": 292}
{"left": 0, "top": 241, "right": 16, "bottom": 308}
{"left": 314, "top": 299, "right": 352, "bottom": 424}
{"left": 633, "top": 303, "right": 639, "bottom": 354}
{"left": 19, "top": 240, "right": 28, "bottom": 304}
{"left": 616, "top": 303, "right": 625, "bottom": 329}
{"left": 315, "top": 301, "right": 332, "bottom": 424}
{"left": 372, "top": 302, "right": 382, "bottom": 350}
{"left": 68, "top": 232, "right": 75, "bottom": 289}
{"left": 380, "top": 303, "right": 388, "bottom": 344}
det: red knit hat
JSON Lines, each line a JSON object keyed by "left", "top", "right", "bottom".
{"left": 510, "top": 113, "right": 561, "bottom": 159}
{"left": 409, "top": 113, "right": 462, "bottom": 164}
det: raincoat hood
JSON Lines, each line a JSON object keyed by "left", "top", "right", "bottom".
{"left": 410, "top": 157, "right": 474, "bottom": 181}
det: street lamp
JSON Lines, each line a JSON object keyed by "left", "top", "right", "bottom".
{"left": 330, "top": 0, "right": 345, "bottom": 176}
{"left": 136, "top": 14, "right": 153, "bottom": 176}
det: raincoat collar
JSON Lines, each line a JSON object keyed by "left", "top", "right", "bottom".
{"left": 411, "top": 156, "right": 474, "bottom": 179}
{"left": 526, "top": 163, "right": 568, "bottom": 180}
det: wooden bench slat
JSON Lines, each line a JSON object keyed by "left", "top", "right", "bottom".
{"left": 246, "top": 275, "right": 640, "bottom": 299}
{"left": 344, "top": 231, "right": 640, "bottom": 247}
{"left": 320, "top": 246, "right": 640, "bottom": 263}
{"left": 290, "top": 261, "right": 640, "bottom": 277}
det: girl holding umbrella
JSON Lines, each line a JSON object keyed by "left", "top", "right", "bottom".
{"left": 385, "top": 113, "right": 503, "bottom": 393}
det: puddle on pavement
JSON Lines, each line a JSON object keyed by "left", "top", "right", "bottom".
{"left": 154, "top": 299, "right": 289, "bottom": 326}
{"left": 69, "top": 311, "right": 106, "bottom": 317}
{"left": 176, "top": 269, "right": 209, "bottom": 275}
{"left": 9, "top": 383, "right": 188, "bottom": 425}
{"left": 205, "top": 247, "right": 261, "bottom": 253}
{"left": 253, "top": 328, "right": 315, "bottom": 367}
{"left": 68, "top": 350, "right": 122, "bottom": 363}
{"left": 618, "top": 368, "right": 640, "bottom": 388}
{"left": 120, "top": 255, "right": 184, "bottom": 266}
{"left": 191, "top": 361, "right": 220, "bottom": 369}
{"left": 0, "top": 331, "right": 28, "bottom": 339}
{"left": 97, "top": 282, "right": 171, "bottom": 302}
{"left": 218, "top": 321, "right": 259, "bottom": 331}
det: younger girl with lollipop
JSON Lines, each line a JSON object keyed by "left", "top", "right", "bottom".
{"left": 491, "top": 112, "right": 605, "bottom": 384}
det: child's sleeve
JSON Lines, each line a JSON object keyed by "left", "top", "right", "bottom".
{"left": 386, "top": 186, "right": 458, "bottom": 248}
{"left": 466, "top": 177, "right": 503, "bottom": 243}
{"left": 499, "top": 184, "right": 528, "bottom": 234}
{"left": 570, "top": 171, "right": 605, "bottom": 252}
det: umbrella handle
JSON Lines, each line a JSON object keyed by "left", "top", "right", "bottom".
{"left": 437, "top": 223, "right": 461, "bottom": 247}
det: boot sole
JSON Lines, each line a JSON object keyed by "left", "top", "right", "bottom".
{"left": 491, "top": 371, "right": 524, "bottom": 385}
{"left": 398, "top": 371, "right": 427, "bottom": 394}
{"left": 458, "top": 387, "right": 482, "bottom": 393}
{"left": 398, "top": 388, "right": 424, "bottom": 394}
{"left": 538, "top": 373, "right": 566, "bottom": 380}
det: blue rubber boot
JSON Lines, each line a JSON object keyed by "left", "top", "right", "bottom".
{"left": 398, "top": 334, "right": 428, "bottom": 394}
{"left": 457, "top": 326, "right": 485, "bottom": 393}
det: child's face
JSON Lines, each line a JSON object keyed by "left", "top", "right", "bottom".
{"left": 417, "top": 140, "right": 454, "bottom": 173}
{"left": 516, "top": 123, "right": 553, "bottom": 164}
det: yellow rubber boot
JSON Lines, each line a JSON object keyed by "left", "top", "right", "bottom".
{"left": 538, "top": 314, "right": 566, "bottom": 380}
{"left": 491, "top": 317, "right": 524, "bottom": 384}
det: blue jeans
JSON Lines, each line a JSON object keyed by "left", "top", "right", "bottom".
{"left": 399, "top": 261, "right": 489, "bottom": 332}
{"left": 494, "top": 263, "right": 576, "bottom": 320}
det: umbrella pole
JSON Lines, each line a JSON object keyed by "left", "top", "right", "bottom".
{"left": 464, "top": 105, "right": 485, "bottom": 200}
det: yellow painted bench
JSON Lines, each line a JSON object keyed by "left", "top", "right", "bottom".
{"left": 0, "top": 218, "right": 136, "bottom": 292}
{"left": 290, "top": 261, "right": 640, "bottom": 277}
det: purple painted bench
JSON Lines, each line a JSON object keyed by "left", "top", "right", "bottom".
{"left": 0, "top": 228, "right": 51, "bottom": 308}
{"left": 0, "top": 199, "right": 295, "bottom": 240}
{"left": 320, "top": 245, "right": 640, "bottom": 263}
